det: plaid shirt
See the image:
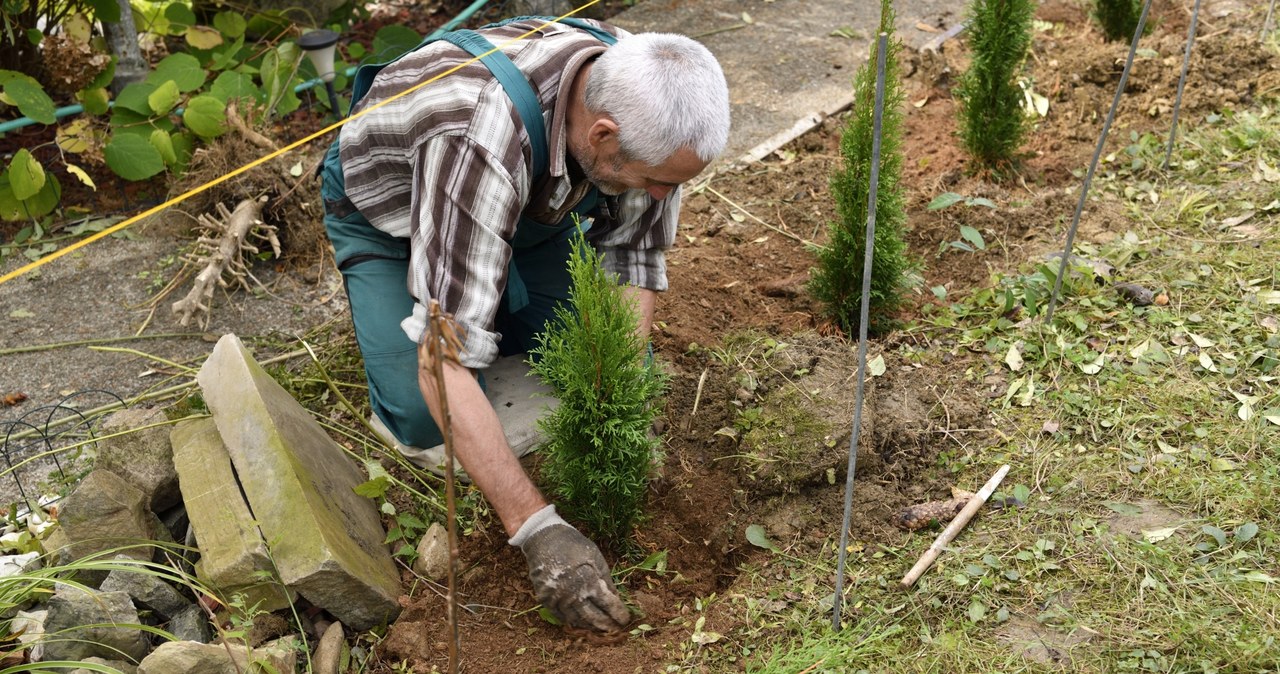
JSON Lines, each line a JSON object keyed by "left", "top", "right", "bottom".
{"left": 339, "top": 19, "right": 681, "bottom": 369}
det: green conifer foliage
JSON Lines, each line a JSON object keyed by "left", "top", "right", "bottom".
{"left": 529, "top": 234, "right": 666, "bottom": 548}
{"left": 1093, "top": 0, "right": 1144, "bottom": 41}
{"left": 957, "top": 0, "right": 1035, "bottom": 170}
{"left": 808, "top": 0, "right": 913, "bottom": 335}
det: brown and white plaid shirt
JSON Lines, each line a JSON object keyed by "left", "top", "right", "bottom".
{"left": 339, "top": 18, "right": 681, "bottom": 369}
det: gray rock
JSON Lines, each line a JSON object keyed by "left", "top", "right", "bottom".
{"left": 0, "top": 551, "right": 42, "bottom": 577}
{"left": 12, "top": 609, "right": 47, "bottom": 662}
{"left": 56, "top": 469, "right": 154, "bottom": 570}
{"left": 412, "top": 522, "right": 449, "bottom": 581}
{"left": 40, "top": 587, "right": 149, "bottom": 662}
{"left": 312, "top": 621, "right": 344, "bottom": 674}
{"left": 137, "top": 636, "right": 299, "bottom": 674}
{"left": 101, "top": 562, "right": 192, "bottom": 620}
{"left": 97, "top": 407, "right": 182, "bottom": 511}
{"left": 171, "top": 418, "right": 294, "bottom": 612}
{"left": 168, "top": 604, "right": 213, "bottom": 644}
{"left": 71, "top": 657, "right": 138, "bottom": 674}
{"left": 197, "top": 334, "right": 401, "bottom": 631}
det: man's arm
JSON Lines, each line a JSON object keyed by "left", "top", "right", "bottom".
{"left": 622, "top": 285, "right": 657, "bottom": 340}
{"left": 415, "top": 344, "right": 632, "bottom": 632}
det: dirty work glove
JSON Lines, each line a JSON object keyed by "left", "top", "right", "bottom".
{"left": 510, "top": 505, "right": 631, "bottom": 632}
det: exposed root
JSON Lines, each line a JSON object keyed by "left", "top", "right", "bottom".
{"left": 171, "top": 196, "right": 278, "bottom": 327}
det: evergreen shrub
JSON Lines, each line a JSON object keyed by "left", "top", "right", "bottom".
{"left": 957, "top": 0, "right": 1036, "bottom": 170}
{"left": 808, "top": 0, "right": 914, "bottom": 335}
{"left": 529, "top": 233, "right": 666, "bottom": 548}
{"left": 1093, "top": 0, "right": 1145, "bottom": 41}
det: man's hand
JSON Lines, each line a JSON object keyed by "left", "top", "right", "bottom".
{"left": 512, "top": 506, "right": 631, "bottom": 632}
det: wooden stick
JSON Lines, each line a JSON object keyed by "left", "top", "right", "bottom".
{"left": 424, "top": 300, "right": 465, "bottom": 674}
{"left": 899, "top": 464, "right": 1010, "bottom": 588}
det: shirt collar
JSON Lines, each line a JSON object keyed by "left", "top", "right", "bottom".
{"left": 549, "top": 45, "right": 608, "bottom": 178}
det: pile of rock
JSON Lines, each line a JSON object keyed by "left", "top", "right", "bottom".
{"left": 0, "top": 334, "right": 403, "bottom": 673}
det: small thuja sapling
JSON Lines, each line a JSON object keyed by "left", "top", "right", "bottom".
{"left": 1093, "top": 0, "right": 1146, "bottom": 41}
{"left": 808, "top": 0, "right": 915, "bottom": 335}
{"left": 957, "top": 0, "right": 1035, "bottom": 170}
{"left": 530, "top": 232, "right": 666, "bottom": 549}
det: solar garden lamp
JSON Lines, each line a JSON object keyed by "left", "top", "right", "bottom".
{"left": 299, "top": 29, "right": 343, "bottom": 118}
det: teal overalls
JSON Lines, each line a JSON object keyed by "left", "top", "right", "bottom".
{"left": 320, "top": 18, "right": 617, "bottom": 449}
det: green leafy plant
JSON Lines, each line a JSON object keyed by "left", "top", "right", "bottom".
{"left": 1092, "top": 0, "right": 1145, "bottom": 41}
{"left": 530, "top": 233, "right": 666, "bottom": 549}
{"left": 808, "top": 0, "right": 914, "bottom": 335}
{"left": 956, "top": 0, "right": 1035, "bottom": 170}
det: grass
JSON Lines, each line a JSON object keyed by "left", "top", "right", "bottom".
{"left": 668, "top": 102, "right": 1280, "bottom": 672}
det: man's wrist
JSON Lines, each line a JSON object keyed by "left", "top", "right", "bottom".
{"left": 509, "top": 504, "right": 567, "bottom": 547}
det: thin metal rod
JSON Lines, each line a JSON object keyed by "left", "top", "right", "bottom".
{"left": 833, "top": 32, "right": 888, "bottom": 632}
{"left": 1263, "top": 0, "right": 1277, "bottom": 42}
{"left": 1045, "top": 0, "right": 1153, "bottom": 321}
{"left": 1163, "top": 0, "right": 1202, "bottom": 169}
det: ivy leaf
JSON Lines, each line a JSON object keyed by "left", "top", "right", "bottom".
{"left": 150, "top": 129, "right": 177, "bottom": 166}
{"left": 8, "top": 149, "right": 46, "bottom": 201}
{"left": 927, "top": 192, "right": 965, "bottom": 210}
{"left": 0, "top": 71, "right": 56, "bottom": 124}
{"left": 148, "top": 53, "right": 206, "bottom": 93}
{"left": 186, "top": 25, "right": 224, "bottom": 50}
{"left": 745, "top": 524, "right": 780, "bottom": 553}
{"left": 84, "top": 0, "right": 121, "bottom": 22}
{"left": 183, "top": 94, "right": 227, "bottom": 139}
{"left": 114, "top": 81, "right": 158, "bottom": 116}
{"left": 104, "top": 134, "right": 165, "bottom": 181}
{"left": 56, "top": 119, "right": 95, "bottom": 153}
{"left": 214, "top": 11, "right": 247, "bottom": 38}
{"left": 77, "top": 86, "right": 110, "bottom": 115}
{"left": 148, "top": 79, "right": 181, "bottom": 116}
{"left": 65, "top": 163, "right": 96, "bottom": 191}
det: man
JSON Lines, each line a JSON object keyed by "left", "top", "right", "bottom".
{"left": 320, "top": 17, "right": 730, "bottom": 632}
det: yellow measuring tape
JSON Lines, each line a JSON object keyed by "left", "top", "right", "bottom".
{"left": 0, "top": 0, "right": 602, "bottom": 288}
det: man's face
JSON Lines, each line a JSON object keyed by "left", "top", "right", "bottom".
{"left": 573, "top": 132, "right": 709, "bottom": 200}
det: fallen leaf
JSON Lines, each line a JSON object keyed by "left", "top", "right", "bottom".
{"left": 1188, "top": 332, "right": 1216, "bottom": 348}
{"left": 1005, "top": 343, "right": 1024, "bottom": 371}
{"left": 745, "top": 524, "right": 780, "bottom": 552}
{"left": 1041, "top": 420, "right": 1060, "bottom": 434}
{"left": 1198, "top": 352, "right": 1217, "bottom": 372}
{"left": 1078, "top": 353, "right": 1105, "bottom": 375}
{"left": 1221, "top": 211, "right": 1254, "bottom": 228}
{"left": 8, "top": 308, "right": 34, "bottom": 319}
{"left": 915, "top": 21, "right": 941, "bottom": 32}
{"left": 751, "top": 236, "right": 769, "bottom": 244}
{"left": 1142, "top": 526, "right": 1179, "bottom": 543}
{"left": 1, "top": 392, "right": 29, "bottom": 407}
{"left": 1210, "top": 457, "right": 1239, "bottom": 471}
{"left": 868, "top": 354, "right": 887, "bottom": 377}
{"left": 913, "top": 96, "right": 930, "bottom": 108}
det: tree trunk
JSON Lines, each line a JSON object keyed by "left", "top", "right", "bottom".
{"left": 102, "top": 0, "right": 146, "bottom": 93}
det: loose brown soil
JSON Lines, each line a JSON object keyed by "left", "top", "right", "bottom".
{"left": 371, "top": 2, "right": 1278, "bottom": 672}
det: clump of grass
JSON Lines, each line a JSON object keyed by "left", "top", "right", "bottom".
{"left": 808, "top": 0, "right": 914, "bottom": 335}
{"left": 1093, "top": 0, "right": 1145, "bottom": 41}
{"left": 957, "top": 0, "right": 1036, "bottom": 171}
{"left": 529, "top": 233, "right": 666, "bottom": 549}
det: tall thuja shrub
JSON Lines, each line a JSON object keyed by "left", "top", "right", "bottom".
{"left": 957, "top": 0, "right": 1035, "bottom": 170}
{"left": 1094, "top": 0, "right": 1145, "bottom": 41}
{"left": 529, "top": 233, "right": 666, "bottom": 548}
{"left": 809, "top": 0, "right": 913, "bottom": 335}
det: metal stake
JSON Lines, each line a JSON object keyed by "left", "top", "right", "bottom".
{"left": 1045, "top": 0, "right": 1154, "bottom": 322}
{"left": 1263, "top": 0, "right": 1277, "bottom": 42}
{"left": 832, "top": 32, "right": 888, "bottom": 632}
{"left": 1163, "top": 0, "right": 1202, "bottom": 169}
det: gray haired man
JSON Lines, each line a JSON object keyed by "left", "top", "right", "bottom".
{"left": 320, "top": 17, "right": 730, "bottom": 632}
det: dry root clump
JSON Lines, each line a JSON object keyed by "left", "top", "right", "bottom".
{"left": 171, "top": 196, "right": 279, "bottom": 327}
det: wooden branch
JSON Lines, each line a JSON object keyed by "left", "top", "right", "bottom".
{"left": 226, "top": 99, "right": 278, "bottom": 151}
{"left": 900, "top": 464, "right": 1010, "bottom": 588}
{"left": 171, "top": 196, "right": 270, "bottom": 327}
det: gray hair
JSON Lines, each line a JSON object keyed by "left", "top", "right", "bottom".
{"left": 584, "top": 33, "right": 731, "bottom": 166}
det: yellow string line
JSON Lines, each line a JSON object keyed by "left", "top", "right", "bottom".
{"left": 0, "top": 0, "right": 601, "bottom": 288}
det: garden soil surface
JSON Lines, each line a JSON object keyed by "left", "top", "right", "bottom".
{"left": 1, "top": 0, "right": 1277, "bottom": 671}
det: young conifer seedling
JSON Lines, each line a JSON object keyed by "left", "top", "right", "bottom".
{"left": 1093, "top": 0, "right": 1145, "bottom": 41}
{"left": 808, "top": 0, "right": 914, "bottom": 335}
{"left": 957, "top": 0, "right": 1036, "bottom": 170}
{"left": 529, "top": 232, "right": 666, "bottom": 549}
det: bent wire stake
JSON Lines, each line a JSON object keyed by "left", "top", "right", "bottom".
{"left": 1264, "top": 0, "right": 1277, "bottom": 42}
{"left": 900, "top": 464, "right": 1010, "bottom": 588}
{"left": 832, "top": 32, "right": 889, "bottom": 632}
{"left": 1163, "top": 0, "right": 1203, "bottom": 169}
{"left": 1045, "top": 0, "right": 1154, "bottom": 321}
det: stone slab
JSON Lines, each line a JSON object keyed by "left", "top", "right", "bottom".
{"left": 198, "top": 334, "right": 401, "bottom": 631}
{"left": 170, "top": 418, "right": 293, "bottom": 612}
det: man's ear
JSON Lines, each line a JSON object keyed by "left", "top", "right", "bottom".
{"left": 587, "top": 117, "right": 620, "bottom": 149}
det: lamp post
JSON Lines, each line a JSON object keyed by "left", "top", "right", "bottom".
{"left": 299, "top": 29, "right": 343, "bottom": 118}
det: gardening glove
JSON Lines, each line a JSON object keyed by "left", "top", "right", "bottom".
{"left": 510, "top": 505, "right": 632, "bottom": 632}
